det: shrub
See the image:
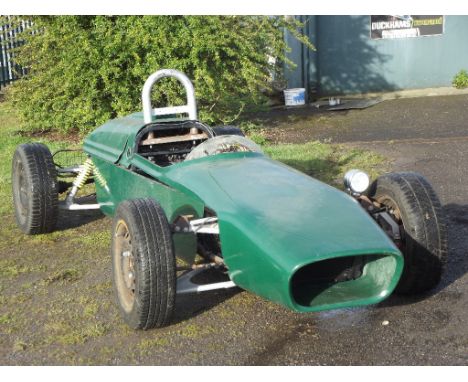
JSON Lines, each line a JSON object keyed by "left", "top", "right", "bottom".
{"left": 452, "top": 69, "right": 468, "bottom": 89}
{"left": 4, "top": 16, "right": 313, "bottom": 134}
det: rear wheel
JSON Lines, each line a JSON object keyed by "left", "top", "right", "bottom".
{"left": 11, "top": 143, "right": 59, "bottom": 234}
{"left": 366, "top": 172, "right": 447, "bottom": 294}
{"left": 213, "top": 125, "right": 245, "bottom": 137}
{"left": 111, "top": 198, "right": 176, "bottom": 329}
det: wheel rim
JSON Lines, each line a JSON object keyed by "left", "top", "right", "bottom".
{"left": 13, "top": 158, "right": 28, "bottom": 223}
{"left": 114, "top": 219, "right": 136, "bottom": 313}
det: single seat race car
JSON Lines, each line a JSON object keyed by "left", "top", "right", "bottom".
{"left": 11, "top": 69, "right": 447, "bottom": 330}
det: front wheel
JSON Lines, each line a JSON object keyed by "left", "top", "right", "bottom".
{"left": 111, "top": 198, "right": 176, "bottom": 329}
{"left": 366, "top": 172, "right": 447, "bottom": 294}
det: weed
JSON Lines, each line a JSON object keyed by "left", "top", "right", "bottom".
{"left": 43, "top": 268, "right": 81, "bottom": 284}
{"left": 248, "top": 132, "right": 269, "bottom": 145}
{"left": 13, "top": 340, "right": 28, "bottom": 351}
{"left": 0, "top": 313, "right": 12, "bottom": 324}
{"left": 239, "top": 121, "right": 263, "bottom": 134}
{"left": 453, "top": 69, "right": 468, "bottom": 89}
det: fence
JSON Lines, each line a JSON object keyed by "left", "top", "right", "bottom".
{"left": 0, "top": 17, "right": 31, "bottom": 89}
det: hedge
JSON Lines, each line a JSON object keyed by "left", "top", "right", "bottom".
{"left": 4, "top": 16, "right": 313, "bottom": 134}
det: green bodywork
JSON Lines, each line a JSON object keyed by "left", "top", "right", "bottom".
{"left": 84, "top": 115, "right": 404, "bottom": 313}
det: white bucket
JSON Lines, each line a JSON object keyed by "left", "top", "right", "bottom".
{"left": 284, "top": 88, "right": 306, "bottom": 106}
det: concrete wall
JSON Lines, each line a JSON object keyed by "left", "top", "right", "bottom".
{"left": 285, "top": 15, "right": 468, "bottom": 96}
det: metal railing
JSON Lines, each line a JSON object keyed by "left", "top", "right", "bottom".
{"left": 0, "top": 17, "right": 31, "bottom": 89}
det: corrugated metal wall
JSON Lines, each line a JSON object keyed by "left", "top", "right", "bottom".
{"left": 285, "top": 15, "right": 468, "bottom": 97}
{"left": 0, "top": 18, "right": 30, "bottom": 89}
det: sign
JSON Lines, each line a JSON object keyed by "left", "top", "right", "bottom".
{"left": 370, "top": 15, "right": 444, "bottom": 40}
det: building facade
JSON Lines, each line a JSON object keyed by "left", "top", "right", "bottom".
{"left": 284, "top": 15, "right": 468, "bottom": 97}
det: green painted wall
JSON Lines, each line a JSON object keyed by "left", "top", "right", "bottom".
{"left": 285, "top": 15, "right": 468, "bottom": 96}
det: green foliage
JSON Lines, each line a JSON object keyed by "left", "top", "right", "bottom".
{"left": 4, "top": 16, "right": 314, "bottom": 134}
{"left": 452, "top": 69, "right": 468, "bottom": 89}
{"left": 248, "top": 132, "right": 268, "bottom": 146}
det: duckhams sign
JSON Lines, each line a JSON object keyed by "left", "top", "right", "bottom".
{"left": 370, "top": 16, "right": 444, "bottom": 39}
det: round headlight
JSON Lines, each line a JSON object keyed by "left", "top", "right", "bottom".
{"left": 343, "top": 169, "right": 370, "bottom": 194}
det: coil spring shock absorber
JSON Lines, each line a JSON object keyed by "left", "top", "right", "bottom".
{"left": 92, "top": 164, "right": 108, "bottom": 190}
{"left": 65, "top": 158, "right": 94, "bottom": 205}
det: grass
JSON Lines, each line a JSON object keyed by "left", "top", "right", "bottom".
{"left": 264, "top": 141, "right": 385, "bottom": 186}
{"left": 0, "top": 102, "right": 387, "bottom": 364}
{"left": 0, "top": 313, "right": 12, "bottom": 324}
{"left": 44, "top": 320, "right": 110, "bottom": 345}
{"left": 138, "top": 337, "right": 170, "bottom": 355}
{"left": 0, "top": 259, "right": 47, "bottom": 278}
{"left": 71, "top": 229, "right": 110, "bottom": 248}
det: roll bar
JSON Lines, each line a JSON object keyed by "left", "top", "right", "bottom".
{"left": 141, "top": 69, "right": 198, "bottom": 124}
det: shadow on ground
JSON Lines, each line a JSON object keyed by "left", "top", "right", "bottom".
{"left": 55, "top": 195, "right": 104, "bottom": 231}
{"left": 173, "top": 288, "right": 240, "bottom": 325}
{"left": 57, "top": 209, "right": 104, "bottom": 231}
{"left": 172, "top": 267, "right": 241, "bottom": 324}
{"left": 379, "top": 203, "right": 468, "bottom": 308}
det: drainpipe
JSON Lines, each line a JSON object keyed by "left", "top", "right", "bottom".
{"left": 300, "top": 16, "right": 309, "bottom": 101}
{"left": 283, "top": 15, "right": 318, "bottom": 100}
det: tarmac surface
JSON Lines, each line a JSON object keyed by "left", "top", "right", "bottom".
{"left": 254, "top": 94, "right": 468, "bottom": 365}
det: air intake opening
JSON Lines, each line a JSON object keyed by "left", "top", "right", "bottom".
{"left": 291, "top": 254, "right": 397, "bottom": 309}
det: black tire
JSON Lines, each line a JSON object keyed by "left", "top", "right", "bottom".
{"left": 11, "top": 143, "right": 59, "bottom": 234}
{"left": 111, "top": 198, "right": 176, "bottom": 329}
{"left": 212, "top": 125, "right": 245, "bottom": 137}
{"left": 366, "top": 172, "right": 447, "bottom": 294}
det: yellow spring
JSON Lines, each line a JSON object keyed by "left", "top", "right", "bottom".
{"left": 73, "top": 158, "right": 94, "bottom": 189}
{"left": 92, "top": 164, "right": 107, "bottom": 188}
